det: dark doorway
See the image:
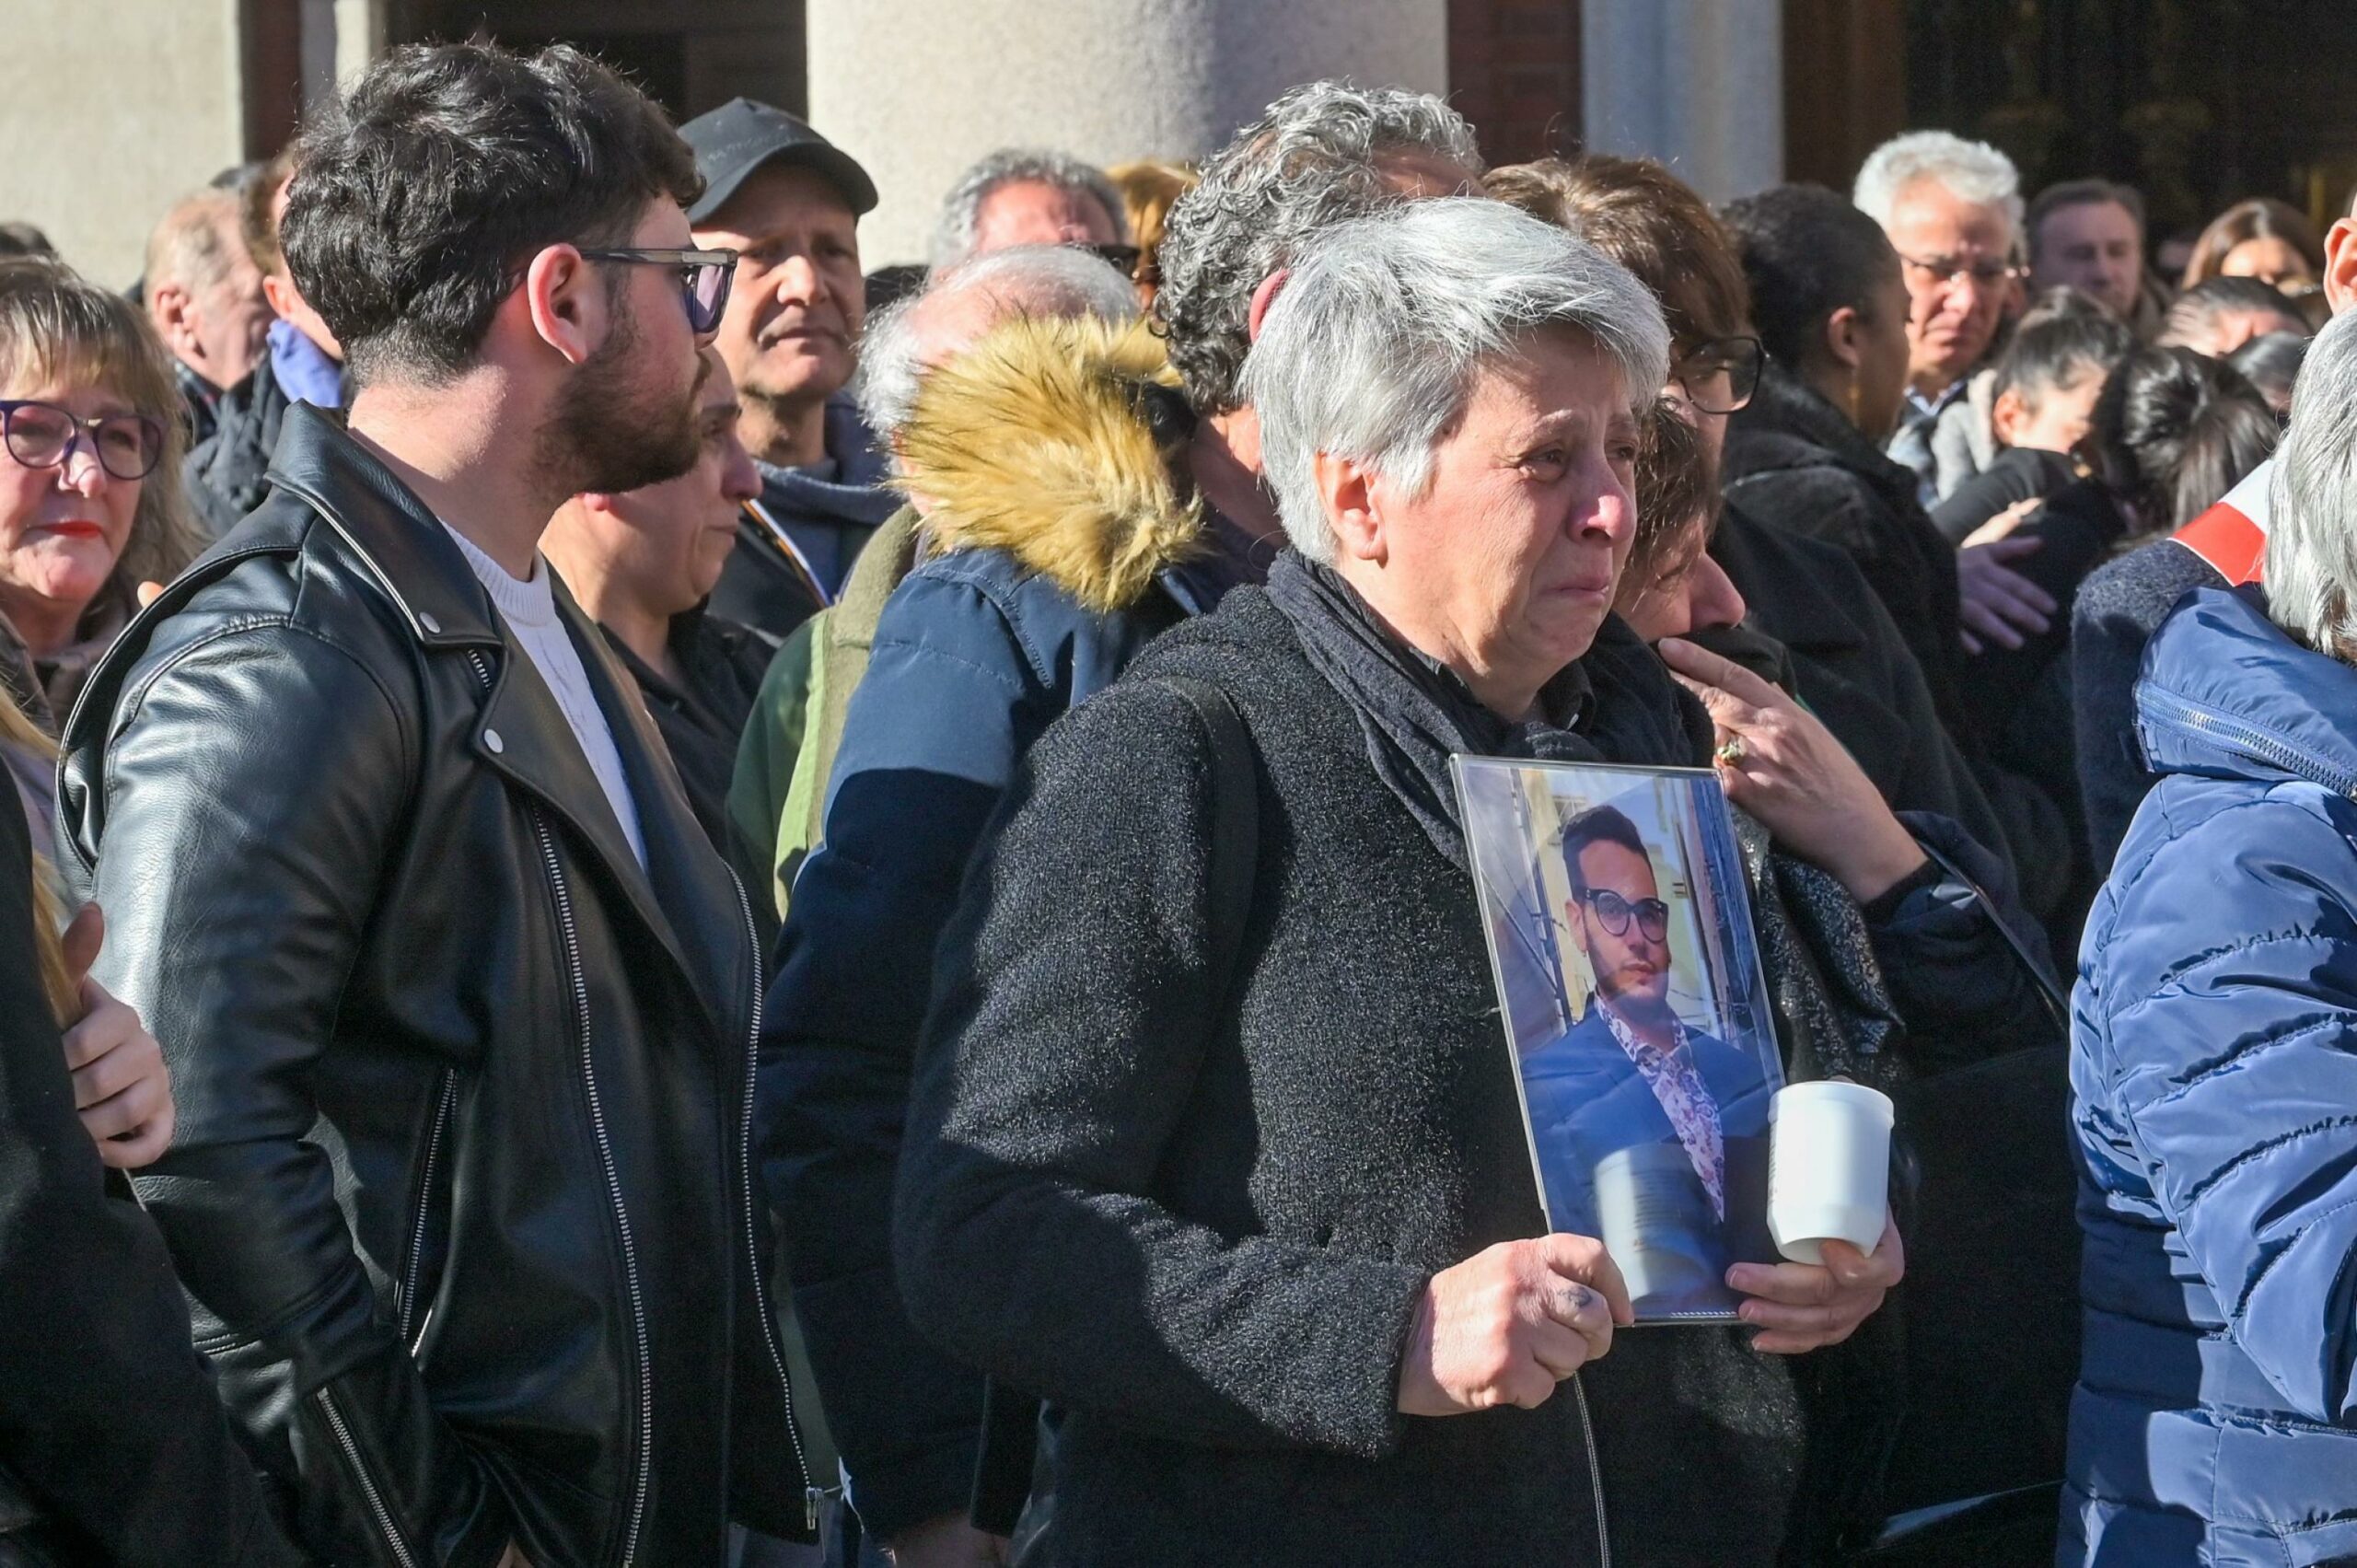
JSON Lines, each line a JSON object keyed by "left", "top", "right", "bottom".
{"left": 1789, "top": 0, "right": 2357, "bottom": 240}
{"left": 392, "top": 0, "right": 807, "bottom": 123}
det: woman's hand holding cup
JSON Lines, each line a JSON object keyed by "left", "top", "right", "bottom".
{"left": 1396, "top": 1236, "right": 1634, "bottom": 1416}
{"left": 1727, "top": 1213, "right": 1904, "bottom": 1354}
{"left": 1738, "top": 1078, "right": 1904, "bottom": 1354}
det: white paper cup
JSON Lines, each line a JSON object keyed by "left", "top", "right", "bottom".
{"left": 1767, "top": 1081, "right": 1893, "bottom": 1266}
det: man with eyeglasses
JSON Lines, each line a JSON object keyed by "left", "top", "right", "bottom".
{"left": 683, "top": 99, "right": 891, "bottom": 645}
{"left": 60, "top": 41, "right": 818, "bottom": 1567}
{"left": 1519, "top": 805, "right": 1772, "bottom": 1314}
{"left": 1853, "top": 131, "right": 2028, "bottom": 507}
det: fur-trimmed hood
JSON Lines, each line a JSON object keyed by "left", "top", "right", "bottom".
{"left": 893, "top": 315, "right": 1204, "bottom": 614}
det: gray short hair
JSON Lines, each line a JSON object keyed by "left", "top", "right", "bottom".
{"left": 855, "top": 244, "right": 1138, "bottom": 441}
{"left": 1852, "top": 130, "right": 2024, "bottom": 241}
{"left": 934, "top": 148, "right": 1129, "bottom": 267}
{"left": 1155, "top": 79, "right": 1481, "bottom": 416}
{"left": 145, "top": 189, "right": 249, "bottom": 298}
{"left": 1243, "top": 197, "right": 1670, "bottom": 564}
{"left": 2268, "top": 308, "right": 2357, "bottom": 660}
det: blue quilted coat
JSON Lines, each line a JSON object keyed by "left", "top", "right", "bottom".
{"left": 2063, "top": 587, "right": 2357, "bottom": 1566}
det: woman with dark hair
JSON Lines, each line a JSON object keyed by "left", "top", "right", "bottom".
{"left": 1717, "top": 187, "right": 1950, "bottom": 700}
{"left": 2227, "top": 330, "right": 2307, "bottom": 418}
{"left": 1489, "top": 156, "right": 2019, "bottom": 881}
{"left": 2178, "top": 195, "right": 2325, "bottom": 296}
{"left": 1979, "top": 348, "right": 2276, "bottom": 935}
{"left": 1717, "top": 186, "right": 2081, "bottom": 929}
{"left": 2159, "top": 276, "right": 2311, "bottom": 357}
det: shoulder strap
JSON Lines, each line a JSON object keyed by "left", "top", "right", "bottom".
{"left": 1157, "top": 676, "right": 1261, "bottom": 984}
{"left": 1912, "top": 833, "right": 2069, "bottom": 1031}
{"left": 967, "top": 673, "right": 1260, "bottom": 1539}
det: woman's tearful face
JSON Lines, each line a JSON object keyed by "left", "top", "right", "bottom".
{"left": 1366, "top": 328, "right": 1639, "bottom": 705}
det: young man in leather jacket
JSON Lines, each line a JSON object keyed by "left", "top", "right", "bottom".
{"left": 59, "top": 41, "right": 813, "bottom": 1567}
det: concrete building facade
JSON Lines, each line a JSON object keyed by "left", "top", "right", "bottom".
{"left": 0, "top": 0, "right": 1791, "bottom": 285}
{"left": 0, "top": 0, "right": 251, "bottom": 287}
{"left": 809, "top": 0, "right": 1450, "bottom": 264}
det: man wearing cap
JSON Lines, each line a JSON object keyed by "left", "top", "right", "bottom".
{"left": 684, "top": 99, "right": 896, "bottom": 643}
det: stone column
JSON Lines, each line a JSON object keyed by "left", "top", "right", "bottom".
{"left": 807, "top": 0, "right": 1449, "bottom": 266}
{"left": 1582, "top": 0, "right": 1783, "bottom": 203}
{"left": 0, "top": 0, "right": 246, "bottom": 285}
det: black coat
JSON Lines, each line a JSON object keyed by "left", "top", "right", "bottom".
{"left": 58, "top": 405, "right": 811, "bottom": 1567}
{"left": 1927, "top": 447, "right": 2080, "bottom": 546}
{"left": 894, "top": 587, "right": 2055, "bottom": 1567}
{"left": 1724, "top": 363, "right": 1968, "bottom": 735}
{"left": 181, "top": 350, "right": 296, "bottom": 541}
{"left": 604, "top": 604, "right": 774, "bottom": 933}
{"left": 1711, "top": 500, "right": 2013, "bottom": 883}
{"left": 1723, "top": 367, "right": 2076, "bottom": 926}
{"left": 1956, "top": 479, "right": 2132, "bottom": 948}
{"left": 0, "top": 796, "right": 302, "bottom": 1567}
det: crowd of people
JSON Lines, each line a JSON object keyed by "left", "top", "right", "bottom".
{"left": 2, "top": 34, "right": 2354, "bottom": 1568}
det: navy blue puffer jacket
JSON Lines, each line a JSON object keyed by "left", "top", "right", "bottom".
{"left": 2063, "top": 586, "right": 2357, "bottom": 1566}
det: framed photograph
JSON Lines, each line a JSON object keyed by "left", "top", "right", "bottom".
{"left": 1453, "top": 755, "right": 1784, "bottom": 1322}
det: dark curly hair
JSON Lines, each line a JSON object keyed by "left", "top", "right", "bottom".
{"left": 282, "top": 41, "right": 701, "bottom": 384}
{"left": 1151, "top": 81, "right": 1479, "bottom": 415}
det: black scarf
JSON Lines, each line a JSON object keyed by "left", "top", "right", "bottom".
{"left": 1261, "top": 552, "right": 1710, "bottom": 870}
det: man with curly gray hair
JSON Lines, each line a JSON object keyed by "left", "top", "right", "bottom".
{"left": 1155, "top": 80, "right": 1483, "bottom": 421}
{"left": 932, "top": 147, "right": 1128, "bottom": 268}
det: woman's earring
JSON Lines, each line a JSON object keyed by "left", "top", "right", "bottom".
{"left": 1846, "top": 372, "right": 1864, "bottom": 426}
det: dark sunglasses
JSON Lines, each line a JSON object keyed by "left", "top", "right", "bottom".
{"left": 577, "top": 246, "right": 740, "bottom": 334}
{"left": 1671, "top": 335, "right": 1764, "bottom": 415}
{"left": 1078, "top": 241, "right": 1144, "bottom": 278}
{"left": 0, "top": 399, "right": 164, "bottom": 481}
{"left": 1576, "top": 887, "right": 1672, "bottom": 943}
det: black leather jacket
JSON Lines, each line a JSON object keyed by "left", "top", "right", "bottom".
{"left": 58, "top": 406, "right": 815, "bottom": 1567}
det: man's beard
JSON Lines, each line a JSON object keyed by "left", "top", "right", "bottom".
{"left": 536, "top": 289, "right": 704, "bottom": 498}
{"left": 1595, "top": 957, "right": 1673, "bottom": 1023}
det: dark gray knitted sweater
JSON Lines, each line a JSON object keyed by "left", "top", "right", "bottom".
{"left": 895, "top": 581, "right": 2060, "bottom": 1563}
{"left": 2070, "top": 539, "right": 2224, "bottom": 877}
{"left": 896, "top": 587, "right": 1851, "bottom": 1566}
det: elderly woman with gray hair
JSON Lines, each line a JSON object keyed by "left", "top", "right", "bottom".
{"left": 895, "top": 198, "right": 2058, "bottom": 1566}
{"left": 2063, "top": 305, "right": 2357, "bottom": 1565}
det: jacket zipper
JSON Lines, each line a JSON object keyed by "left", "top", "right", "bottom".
{"left": 1570, "top": 1373, "right": 1611, "bottom": 1568}
{"left": 727, "top": 869, "right": 822, "bottom": 1532}
{"left": 317, "top": 1385, "right": 421, "bottom": 1568}
{"left": 468, "top": 646, "right": 652, "bottom": 1565}
{"left": 2141, "top": 691, "right": 2357, "bottom": 796}
{"left": 399, "top": 1069, "right": 458, "bottom": 1353}
{"left": 533, "top": 808, "right": 654, "bottom": 1566}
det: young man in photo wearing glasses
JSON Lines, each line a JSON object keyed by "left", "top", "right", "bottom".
{"left": 1519, "top": 806, "right": 1776, "bottom": 1314}
{"left": 60, "top": 41, "right": 817, "bottom": 1568}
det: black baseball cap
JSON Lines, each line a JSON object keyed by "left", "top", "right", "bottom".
{"left": 679, "top": 98, "right": 878, "bottom": 224}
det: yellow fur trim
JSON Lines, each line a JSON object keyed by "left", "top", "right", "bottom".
{"left": 895, "top": 315, "right": 1202, "bottom": 613}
